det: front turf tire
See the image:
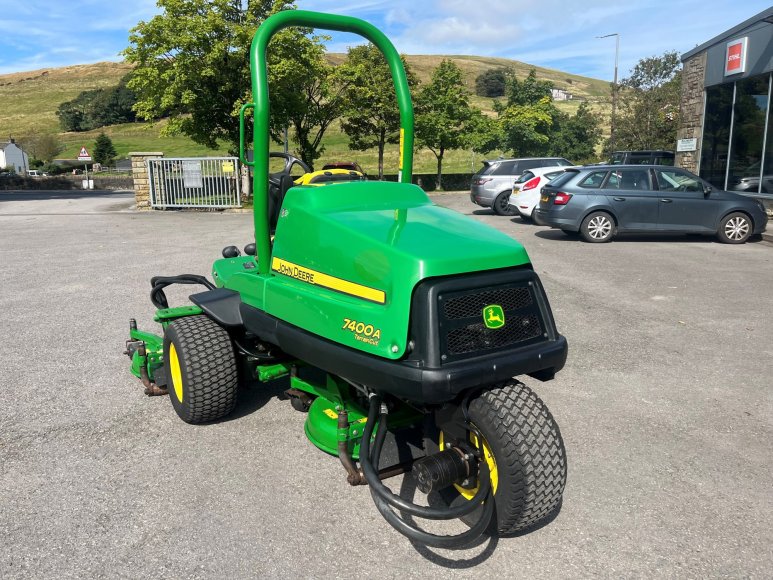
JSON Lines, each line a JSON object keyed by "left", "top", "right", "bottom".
{"left": 164, "top": 315, "right": 238, "bottom": 424}
{"left": 468, "top": 381, "right": 567, "bottom": 534}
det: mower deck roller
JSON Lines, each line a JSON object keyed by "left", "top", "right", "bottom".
{"left": 126, "top": 10, "right": 568, "bottom": 547}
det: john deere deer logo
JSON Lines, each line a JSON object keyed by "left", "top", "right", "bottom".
{"left": 483, "top": 305, "right": 505, "bottom": 329}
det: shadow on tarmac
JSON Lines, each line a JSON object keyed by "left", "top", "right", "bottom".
{"left": 533, "top": 229, "right": 765, "bottom": 244}
{"left": 0, "top": 190, "right": 132, "bottom": 202}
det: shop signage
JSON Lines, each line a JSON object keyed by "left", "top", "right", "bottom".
{"left": 724, "top": 37, "right": 748, "bottom": 76}
{"left": 676, "top": 138, "right": 697, "bottom": 152}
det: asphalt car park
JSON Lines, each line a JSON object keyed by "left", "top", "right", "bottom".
{"left": 1, "top": 190, "right": 772, "bottom": 578}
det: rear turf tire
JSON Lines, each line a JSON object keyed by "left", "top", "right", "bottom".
{"left": 164, "top": 315, "right": 238, "bottom": 424}
{"left": 468, "top": 381, "right": 567, "bottom": 534}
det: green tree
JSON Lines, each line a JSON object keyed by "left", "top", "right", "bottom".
{"left": 336, "top": 44, "right": 418, "bottom": 179}
{"left": 415, "top": 60, "right": 480, "bottom": 190}
{"left": 495, "top": 69, "right": 560, "bottom": 156}
{"left": 266, "top": 29, "right": 347, "bottom": 169}
{"left": 549, "top": 102, "right": 603, "bottom": 163}
{"left": 20, "top": 133, "right": 63, "bottom": 163}
{"left": 612, "top": 51, "right": 682, "bottom": 151}
{"left": 475, "top": 68, "right": 509, "bottom": 97}
{"left": 124, "top": 0, "right": 340, "bottom": 167}
{"left": 465, "top": 109, "right": 501, "bottom": 156}
{"left": 93, "top": 133, "right": 117, "bottom": 166}
{"left": 56, "top": 75, "right": 137, "bottom": 132}
{"left": 90, "top": 75, "right": 137, "bottom": 128}
{"left": 56, "top": 100, "right": 86, "bottom": 132}
{"left": 502, "top": 68, "right": 554, "bottom": 106}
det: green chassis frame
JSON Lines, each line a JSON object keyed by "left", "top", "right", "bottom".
{"left": 128, "top": 304, "right": 421, "bottom": 457}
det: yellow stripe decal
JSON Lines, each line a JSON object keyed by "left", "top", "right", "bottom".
{"left": 271, "top": 257, "right": 386, "bottom": 304}
{"left": 399, "top": 128, "right": 404, "bottom": 171}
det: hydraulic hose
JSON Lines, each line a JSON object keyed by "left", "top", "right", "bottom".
{"left": 149, "top": 274, "right": 216, "bottom": 309}
{"left": 359, "top": 394, "right": 494, "bottom": 548}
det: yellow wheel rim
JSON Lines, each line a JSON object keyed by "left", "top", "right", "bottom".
{"left": 168, "top": 342, "right": 184, "bottom": 403}
{"left": 439, "top": 430, "right": 498, "bottom": 499}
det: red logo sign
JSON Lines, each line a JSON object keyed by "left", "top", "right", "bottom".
{"left": 727, "top": 44, "right": 742, "bottom": 71}
{"left": 725, "top": 38, "right": 747, "bottom": 76}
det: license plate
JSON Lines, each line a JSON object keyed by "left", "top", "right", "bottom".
{"left": 541, "top": 195, "right": 548, "bottom": 203}
{"left": 512, "top": 188, "right": 519, "bottom": 196}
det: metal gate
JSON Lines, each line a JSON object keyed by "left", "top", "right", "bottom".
{"left": 147, "top": 157, "right": 242, "bottom": 209}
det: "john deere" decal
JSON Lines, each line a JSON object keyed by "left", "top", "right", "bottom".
{"left": 272, "top": 257, "right": 386, "bottom": 304}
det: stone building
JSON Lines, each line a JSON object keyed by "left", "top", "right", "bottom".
{"left": 676, "top": 7, "right": 773, "bottom": 198}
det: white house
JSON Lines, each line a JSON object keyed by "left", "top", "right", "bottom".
{"left": 0, "top": 139, "right": 29, "bottom": 173}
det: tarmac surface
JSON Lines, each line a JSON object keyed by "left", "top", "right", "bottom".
{"left": 1, "top": 189, "right": 771, "bottom": 578}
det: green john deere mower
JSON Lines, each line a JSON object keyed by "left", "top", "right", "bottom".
{"left": 126, "top": 10, "right": 567, "bottom": 548}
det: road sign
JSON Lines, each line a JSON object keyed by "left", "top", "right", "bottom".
{"left": 78, "top": 146, "right": 92, "bottom": 161}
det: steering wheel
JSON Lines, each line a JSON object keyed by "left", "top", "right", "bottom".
{"left": 268, "top": 152, "right": 311, "bottom": 186}
{"left": 267, "top": 152, "right": 311, "bottom": 234}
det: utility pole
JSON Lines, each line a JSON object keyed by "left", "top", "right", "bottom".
{"left": 597, "top": 33, "right": 620, "bottom": 150}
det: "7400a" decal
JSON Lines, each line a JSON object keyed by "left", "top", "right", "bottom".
{"left": 342, "top": 318, "right": 381, "bottom": 346}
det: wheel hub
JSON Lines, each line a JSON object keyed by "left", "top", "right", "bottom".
{"left": 589, "top": 216, "right": 611, "bottom": 239}
{"left": 726, "top": 217, "right": 748, "bottom": 240}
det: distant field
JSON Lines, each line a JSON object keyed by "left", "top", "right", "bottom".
{"left": 0, "top": 56, "right": 611, "bottom": 174}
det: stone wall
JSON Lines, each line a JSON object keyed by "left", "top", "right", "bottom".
{"left": 675, "top": 52, "right": 707, "bottom": 173}
{"left": 130, "top": 152, "right": 164, "bottom": 209}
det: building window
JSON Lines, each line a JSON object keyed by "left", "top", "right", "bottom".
{"left": 699, "top": 84, "right": 734, "bottom": 188}
{"left": 727, "top": 74, "right": 770, "bottom": 195}
{"left": 763, "top": 78, "right": 773, "bottom": 196}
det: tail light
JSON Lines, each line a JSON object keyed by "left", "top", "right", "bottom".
{"left": 521, "top": 176, "right": 541, "bottom": 191}
{"left": 473, "top": 178, "right": 492, "bottom": 186}
{"left": 553, "top": 192, "right": 572, "bottom": 205}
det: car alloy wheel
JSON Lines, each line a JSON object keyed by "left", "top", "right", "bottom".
{"left": 723, "top": 215, "right": 750, "bottom": 243}
{"left": 580, "top": 211, "right": 615, "bottom": 243}
{"left": 493, "top": 191, "right": 518, "bottom": 216}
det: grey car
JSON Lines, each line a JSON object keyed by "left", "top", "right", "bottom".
{"left": 470, "top": 157, "right": 573, "bottom": 215}
{"left": 534, "top": 165, "right": 768, "bottom": 244}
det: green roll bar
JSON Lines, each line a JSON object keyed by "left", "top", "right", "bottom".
{"left": 240, "top": 10, "right": 415, "bottom": 274}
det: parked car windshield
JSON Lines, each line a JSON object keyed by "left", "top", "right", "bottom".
{"left": 491, "top": 161, "right": 518, "bottom": 175}
{"left": 544, "top": 170, "right": 565, "bottom": 181}
{"left": 474, "top": 162, "right": 497, "bottom": 176}
{"left": 545, "top": 170, "right": 579, "bottom": 188}
{"left": 515, "top": 171, "right": 536, "bottom": 184}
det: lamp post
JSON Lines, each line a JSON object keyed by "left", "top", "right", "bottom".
{"left": 597, "top": 33, "right": 620, "bottom": 149}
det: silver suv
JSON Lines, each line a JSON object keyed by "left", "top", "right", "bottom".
{"left": 470, "top": 157, "right": 573, "bottom": 215}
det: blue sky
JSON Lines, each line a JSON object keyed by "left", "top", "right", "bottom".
{"left": 0, "top": 0, "right": 770, "bottom": 79}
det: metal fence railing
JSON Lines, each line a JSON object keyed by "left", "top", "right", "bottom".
{"left": 147, "top": 157, "right": 241, "bottom": 209}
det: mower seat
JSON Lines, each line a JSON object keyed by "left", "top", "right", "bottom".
{"left": 268, "top": 173, "right": 296, "bottom": 234}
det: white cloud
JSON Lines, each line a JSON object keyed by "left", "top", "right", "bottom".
{"left": 1, "top": 0, "right": 771, "bottom": 78}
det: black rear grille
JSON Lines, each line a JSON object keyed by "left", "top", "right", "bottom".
{"left": 446, "top": 315, "right": 542, "bottom": 355}
{"left": 443, "top": 287, "right": 532, "bottom": 319}
{"left": 438, "top": 281, "right": 546, "bottom": 362}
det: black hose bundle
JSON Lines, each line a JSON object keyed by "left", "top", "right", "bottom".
{"left": 359, "top": 394, "right": 494, "bottom": 548}
{"left": 149, "top": 274, "right": 216, "bottom": 309}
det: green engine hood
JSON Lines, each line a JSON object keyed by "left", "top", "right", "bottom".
{"left": 226, "top": 181, "right": 532, "bottom": 359}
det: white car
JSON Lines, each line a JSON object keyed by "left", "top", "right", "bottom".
{"left": 508, "top": 166, "right": 580, "bottom": 221}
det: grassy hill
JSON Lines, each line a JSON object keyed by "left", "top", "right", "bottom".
{"left": 0, "top": 57, "right": 611, "bottom": 174}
